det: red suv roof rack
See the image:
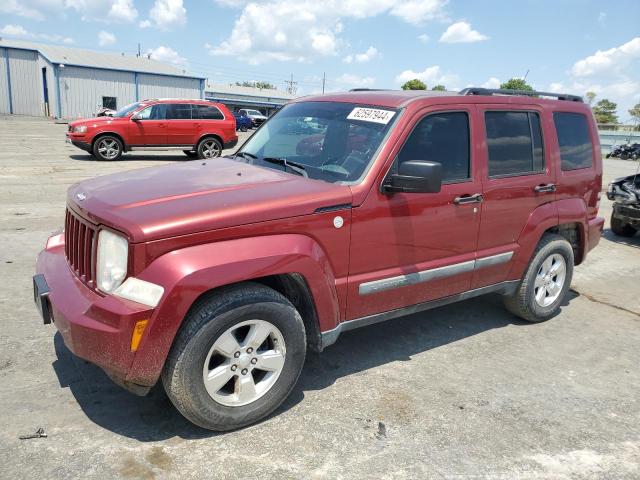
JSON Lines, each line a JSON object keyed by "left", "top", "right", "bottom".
{"left": 459, "top": 87, "right": 583, "bottom": 103}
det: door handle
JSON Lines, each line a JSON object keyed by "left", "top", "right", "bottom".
{"left": 453, "top": 193, "right": 483, "bottom": 205}
{"left": 534, "top": 183, "right": 556, "bottom": 193}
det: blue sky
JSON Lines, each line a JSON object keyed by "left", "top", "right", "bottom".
{"left": 1, "top": 0, "right": 639, "bottom": 120}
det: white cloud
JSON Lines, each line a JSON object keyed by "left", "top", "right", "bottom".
{"left": 0, "top": 0, "right": 64, "bottom": 21}
{"left": 0, "top": 23, "right": 73, "bottom": 43}
{"left": 65, "top": 0, "right": 138, "bottom": 23}
{"left": 395, "top": 65, "right": 459, "bottom": 89}
{"left": 335, "top": 73, "right": 375, "bottom": 88}
{"left": 98, "top": 30, "right": 116, "bottom": 46}
{"left": 418, "top": 34, "right": 430, "bottom": 44}
{"left": 146, "top": 45, "right": 188, "bottom": 68}
{"left": 140, "top": 0, "right": 186, "bottom": 30}
{"left": 343, "top": 46, "right": 378, "bottom": 64}
{"left": 214, "top": 0, "right": 248, "bottom": 7}
{"left": 208, "top": 0, "right": 448, "bottom": 64}
{"left": 571, "top": 37, "right": 640, "bottom": 77}
{"left": 439, "top": 21, "right": 488, "bottom": 43}
{"left": 481, "top": 77, "right": 501, "bottom": 89}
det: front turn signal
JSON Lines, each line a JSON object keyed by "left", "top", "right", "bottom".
{"left": 130, "top": 319, "right": 149, "bottom": 352}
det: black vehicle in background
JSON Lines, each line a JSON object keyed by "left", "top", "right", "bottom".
{"left": 607, "top": 172, "right": 640, "bottom": 237}
{"left": 607, "top": 143, "right": 640, "bottom": 160}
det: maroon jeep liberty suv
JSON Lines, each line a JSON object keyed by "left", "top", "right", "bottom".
{"left": 34, "top": 88, "right": 604, "bottom": 430}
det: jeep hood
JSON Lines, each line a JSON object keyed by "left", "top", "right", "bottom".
{"left": 67, "top": 158, "right": 352, "bottom": 242}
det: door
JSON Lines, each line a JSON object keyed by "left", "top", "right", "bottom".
{"left": 128, "top": 104, "right": 168, "bottom": 146}
{"left": 166, "top": 103, "right": 197, "bottom": 146}
{"left": 346, "top": 107, "right": 483, "bottom": 320}
{"left": 471, "top": 105, "right": 557, "bottom": 289}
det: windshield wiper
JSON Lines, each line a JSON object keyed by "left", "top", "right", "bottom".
{"left": 234, "top": 151, "right": 257, "bottom": 160}
{"left": 262, "top": 157, "right": 308, "bottom": 177}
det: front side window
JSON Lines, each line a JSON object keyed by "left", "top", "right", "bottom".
{"left": 194, "top": 105, "right": 224, "bottom": 120}
{"left": 486, "top": 111, "right": 544, "bottom": 177}
{"left": 166, "top": 103, "right": 192, "bottom": 120}
{"left": 553, "top": 112, "right": 593, "bottom": 170}
{"left": 236, "top": 101, "right": 398, "bottom": 183}
{"left": 397, "top": 112, "right": 470, "bottom": 182}
{"left": 136, "top": 104, "right": 166, "bottom": 120}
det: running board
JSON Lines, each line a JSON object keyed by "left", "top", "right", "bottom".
{"left": 129, "top": 146, "right": 194, "bottom": 151}
{"left": 319, "top": 280, "right": 520, "bottom": 350}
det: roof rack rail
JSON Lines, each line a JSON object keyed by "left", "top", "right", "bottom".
{"left": 458, "top": 87, "right": 583, "bottom": 103}
{"left": 349, "top": 88, "right": 390, "bottom": 92}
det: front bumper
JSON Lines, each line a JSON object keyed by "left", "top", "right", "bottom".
{"left": 612, "top": 203, "right": 640, "bottom": 228}
{"left": 66, "top": 133, "right": 92, "bottom": 152}
{"left": 35, "top": 237, "right": 154, "bottom": 394}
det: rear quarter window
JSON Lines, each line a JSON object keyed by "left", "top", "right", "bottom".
{"left": 553, "top": 112, "right": 594, "bottom": 170}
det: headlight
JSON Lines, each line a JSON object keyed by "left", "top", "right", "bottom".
{"left": 96, "top": 230, "right": 128, "bottom": 293}
{"left": 74, "top": 125, "right": 88, "bottom": 133}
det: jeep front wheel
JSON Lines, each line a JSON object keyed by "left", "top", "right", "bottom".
{"left": 610, "top": 214, "right": 637, "bottom": 237}
{"left": 504, "top": 233, "right": 574, "bottom": 323}
{"left": 162, "top": 283, "right": 306, "bottom": 431}
{"left": 92, "top": 135, "right": 123, "bottom": 161}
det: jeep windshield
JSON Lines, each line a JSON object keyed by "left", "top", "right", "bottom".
{"left": 234, "top": 101, "right": 398, "bottom": 183}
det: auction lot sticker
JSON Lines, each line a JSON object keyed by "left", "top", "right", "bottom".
{"left": 347, "top": 107, "right": 396, "bottom": 125}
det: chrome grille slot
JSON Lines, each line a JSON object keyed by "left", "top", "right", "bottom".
{"left": 64, "top": 208, "right": 97, "bottom": 286}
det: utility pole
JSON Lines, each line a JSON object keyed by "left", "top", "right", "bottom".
{"left": 322, "top": 72, "right": 326, "bottom": 94}
{"left": 523, "top": 69, "right": 530, "bottom": 81}
{"left": 137, "top": 43, "right": 141, "bottom": 57}
{"left": 285, "top": 74, "right": 298, "bottom": 96}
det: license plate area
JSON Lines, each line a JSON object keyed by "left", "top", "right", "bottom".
{"left": 33, "top": 274, "right": 52, "bottom": 324}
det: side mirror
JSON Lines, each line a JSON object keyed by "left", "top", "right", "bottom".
{"left": 384, "top": 160, "right": 442, "bottom": 194}
{"left": 131, "top": 114, "right": 141, "bottom": 121}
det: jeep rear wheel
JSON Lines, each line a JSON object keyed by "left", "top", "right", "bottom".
{"left": 504, "top": 233, "right": 574, "bottom": 323}
{"left": 93, "top": 135, "right": 123, "bottom": 161}
{"left": 197, "top": 137, "right": 222, "bottom": 159}
{"left": 162, "top": 283, "right": 306, "bottom": 431}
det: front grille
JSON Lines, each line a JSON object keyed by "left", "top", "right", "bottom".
{"left": 64, "top": 208, "right": 97, "bottom": 286}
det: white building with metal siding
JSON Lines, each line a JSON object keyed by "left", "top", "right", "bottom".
{"left": 0, "top": 39, "right": 205, "bottom": 119}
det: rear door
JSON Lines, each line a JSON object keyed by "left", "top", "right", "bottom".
{"left": 128, "top": 104, "right": 167, "bottom": 146}
{"left": 193, "top": 104, "right": 225, "bottom": 139}
{"left": 166, "top": 103, "right": 196, "bottom": 146}
{"left": 472, "top": 104, "right": 556, "bottom": 289}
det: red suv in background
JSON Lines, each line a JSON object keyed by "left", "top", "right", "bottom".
{"left": 66, "top": 99, "right": 238, "bottom": 161}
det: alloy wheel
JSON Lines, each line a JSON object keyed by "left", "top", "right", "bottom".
{"left": 97, "top": 138, "right": 120, "bottom": 160}
{"left": 202, "top": 320, "right": 286, "bottom": 407}
{"left": 534, "top": 253, "right": 567, "bottom": 307}
{"left": 201, "top": 139, "right": 221, "bottom": 158}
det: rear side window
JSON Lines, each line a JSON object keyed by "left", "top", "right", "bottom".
{"left": 166, "top": 104, "right": 192, "bottom": 120}
{"left": 194, "top": 105, "right": 224, "bottom": 120}
{"left": 553, "top": 112, "right": 593, "bottom": 170}
{"left": 485, "top": 111, "right": 544, "bottom": 177}
{"left": 398, "top": 112, "right": 470, "bottom": 182}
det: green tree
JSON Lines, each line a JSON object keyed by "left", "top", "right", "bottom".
{"left": 629, "top": 103, "right": 640, "bottom": 124}
{"left": 401, "top": 79, "right": 427, "bottom": 90}
{"left": 593, "top": 99, "right": 618, "bottom": 124}
{"left": 585, "top": 91, "right": 597, "bottom": 105}
{"left": 431, "top": 84, "right": 446, "bottom": 91}
{"left": 500, "top": 78, "right": 534, "bottom": 91}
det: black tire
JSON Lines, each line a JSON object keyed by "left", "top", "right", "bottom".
{"left": 621, "top": 152, "right": 630, "bottom": 160}
{"left": 605, "top": 153, "right": 611, "bottom": 158}
{"left": 610, "top": 214, "right": 637, "bottom": 237}
{"left": 183, "top": 150, "right": 198, "bottom": 159}
{"left": 503, "top": 233, "right": 574, "bottom": 323}
{"left": 240, "top": 125, "right": 248, "bottom": 132}
{"left": 92, "top": 135, "right": 123, "bottom": 161}
{"left": 162, "top": 283, "right": 306, "bottom": 431}
{"left": 196, "top": 137, "right": 223, "bottom": 159}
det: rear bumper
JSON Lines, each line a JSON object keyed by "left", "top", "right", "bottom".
{"left": 224, "top": 137, "right": 238, "bottom": 149}
{"left": 586, "top": 216, "right": 605, "bottom": 253}
{"left": 35, "top": 237, "right": 154, "bottom": 394}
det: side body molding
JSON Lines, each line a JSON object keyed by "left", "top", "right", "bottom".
{"left": 126, "top": 234, "right": 340, "bottom": 386}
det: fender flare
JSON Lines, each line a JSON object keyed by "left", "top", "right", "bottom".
{"left": 509, "top": 198, "right": 588, "bottom": 279}
{"left": 126, "top": 234, "right": 340, "bottom": 386}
